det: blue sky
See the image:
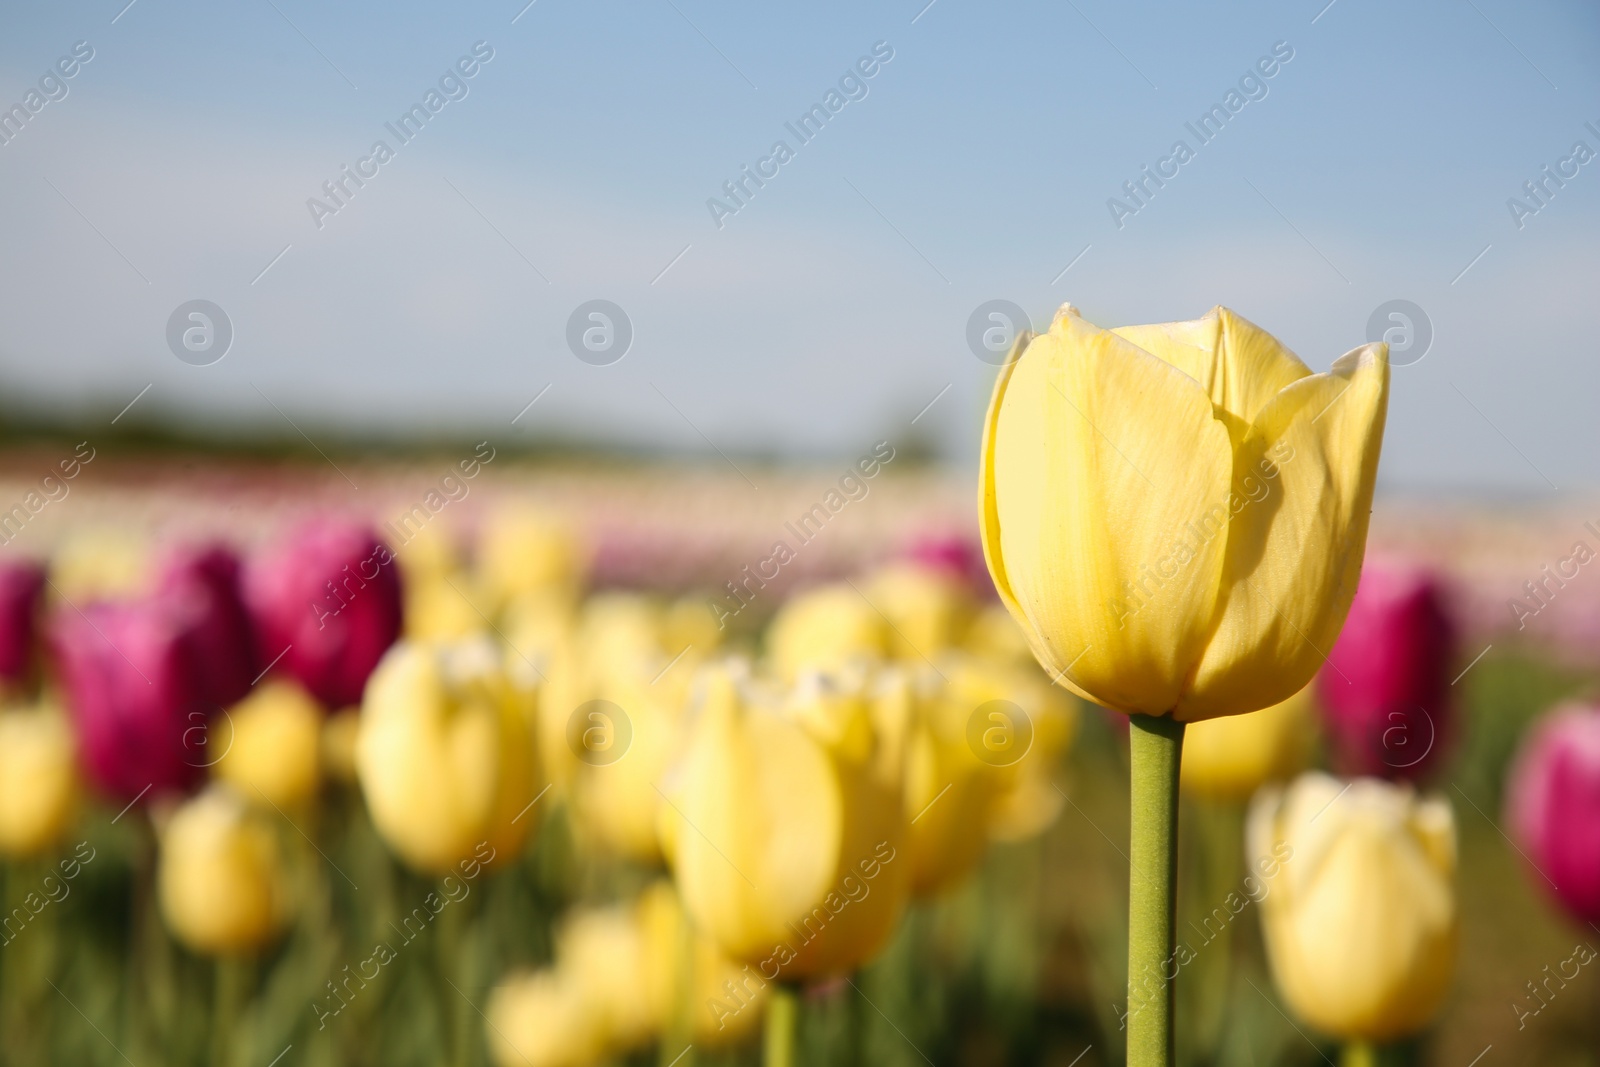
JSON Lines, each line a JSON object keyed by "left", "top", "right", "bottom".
{"left": 0, "top": 0, "right": 1596, "bottom": 491}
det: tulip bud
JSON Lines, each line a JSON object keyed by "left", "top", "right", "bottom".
{"left": 486, "top": 971, "right": 606, "bottom": 1067}
{"left": 50, "top": 529, "right": 148, "bottom": 603}
{"left": 357, "top": 638, "right": 541, "bottom": 874}
{"left": 1249, "top": 772, "right": 1457, "bottom": 1043}
{"left": 0, "top": 702, "right": 77, "bottom": 856}
{"left": 864, "top": 561, "right": 976, "bottom": 659}
{"left": 215, "top": 680, "right": 322, "bottom": 809}
{"left": 0, "top": 559, "right": 45, "bottom": 689}
{"left": 1180, "top": 687, "right": 1313, "bottom": 803}
{"left": 766, "top": 584, "right": 885, "bottom": 680}
{"left": 1507, "top": 704, "right": 1600, "bottom": 924}
{"left": 52, "top": 599, "right": 209, "bottom": 800}
{"left": 871, "top": 665, "right": 999, "bottom": 895}
{"left": 158, "top": 543, "right": 258, "bottom": 710}
{"left": 664, "top": 664, "right": 909, "bottom": 980}
{"left": 1317, "top": 558, "right": 1455, "bottom": 779}
{"left": 245, "top": 520, "right": 402, "bottom": 710}
{"left": 478, "top": 508, "right": 585, "bottom": 614}
{"left": 158, "top": 786, "right": 289, "bottom": 955}
{"left": 980, "top": 305, "right": 1389, "bottom": 720}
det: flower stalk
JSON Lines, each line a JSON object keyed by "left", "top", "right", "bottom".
{"left": 1127, "top": 713, "right": 1185, "bottom": 1067}
{"left": 764, "top": 983, "right": 798, "bottom": 1067}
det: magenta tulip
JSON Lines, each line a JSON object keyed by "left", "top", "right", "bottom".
{"left": 52, "top": 599, "right": 210, "bottom": 800}
{"left": 1507, "top": 705, "right": 1600, "bottom": 923}
{"left": 157, "top": 543, "right": 257, "bottom": 709}
{"left": 1316, "top": 557, "right": 1456, "bottom": 779}
{"left": 0, "top": 558, "right": 45, "bottom": 685}
{"left": 245, "top": 520, "right": 402, "bottom": 709}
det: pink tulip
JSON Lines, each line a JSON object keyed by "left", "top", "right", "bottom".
{"left": 901, "top": 533, "right": 991, "bottom": 594}
{"left": 245, "top": 520, "right": 402, "bottom": 709}
{"left": 52, "top": 599, "right": 210, "bottom": 800}
{"left": 0, "top": 558, "right": 45, "bottom": 685}
{"left": 1316, "top": 558, "right": 1456, "bottom": 779}
{"left": 157, "top": 543, "right": 257, "bottom": 709}
{"left": 1507, "top": 705, "right": 1600, "bottom": 924}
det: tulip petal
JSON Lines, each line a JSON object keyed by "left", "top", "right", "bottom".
{"left": 1179, "top": 342, "right": 1389, "bottom": 719}
{"left": 1112, "top": 307, "right": 1312, "bottom": 431}
{"left": 981, "top": 305, "right": 1235, "bottom": 714}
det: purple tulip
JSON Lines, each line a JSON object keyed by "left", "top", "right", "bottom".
{"left": 901, "top": 533, "right": 990, "bottom": 594}
{"left": 1316, "top": 557, "right": 1456, "bottom": 779}
{"left": 244, "top": 519, "right": 402, "bottom": 709}
{"left": 157, "top": 543, "right": 257, "bottom": 709}
{"left": 0, "top": 558, "right": 45, "bottom": 685}
{"left": 52, "top": 598, "right": 209, "bottom": 800}
{"left": 1507, "top": 705, "right": 1600, "bottom": 924}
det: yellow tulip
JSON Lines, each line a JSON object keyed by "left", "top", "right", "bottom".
{"left": 980, "top": 305, "right": 1389, "bottom": 721}
{"left": 479, "top": 508, "right": 585, "bottom": 612}
{"left": 664, "top": 664, "right": 908, "bottom": 980}
{"left": 964, "top": 602, "right": 1035, "bottom": 666}
{"left": 871, "top": 666, "right": 1000, "bottom": 895}
{"left": 357, "top": 638, "right": 542, "bottom": 874}
{"left": 569, "top": 658, "right": 694, "bottom": 864}
{"left": 215, "top": 680, "right": 322, "bottom": 809}
{"left": 50, "top": 529, "right": 147, "bottom": 603}
{"left": 864, "top": 562, "right": 975, "bottom": 658}
{"left": 1180, "top": 686, "right": 1313, "bottom": 803}
{"left": 633, "top": 881, "right": 766, "bottom": 1045}
{"left": 1248, "top": 772, "right": 1456, "bottom": 1043}
{"left": 766, "top": 583, "right": 884, "bottom": 679}
{"left": 157, "top": 786, "right": 288, "bottom": 955}
{"left": 0, "top": 703, "right": 77, "bottom": 856}
{"left": 486, "top": 970, "right": 606, "bottom": 1067}
{"left": 403, "top": 572, "right": 492, "bottom": 642}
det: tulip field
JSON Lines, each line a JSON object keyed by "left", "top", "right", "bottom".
{"left": 0, "top": 444, "right": 1594, "bottom": 1067}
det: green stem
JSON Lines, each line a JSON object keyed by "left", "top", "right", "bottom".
{"left": 1127, "top": 713, "right": 1185, "bottom": 1067}
{"left": 211, "top": 956, "right": 248, "bottom": 1067}
{"left": 764, "top": 983, "right": 799, "bottom": 1067}
{"left": 1341, "top": 1041, "right": 1376, "bottom": 1067}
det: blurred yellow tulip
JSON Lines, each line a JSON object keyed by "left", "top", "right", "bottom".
{"left": 766, "top": 583, "right": 884, "bottom": 679}
{"left": 871, "top": 667, "right": 999, "bottom": 895}
{"left": 1248, "top": 772, "right": 1456, "bottom": 1043}
{"left": 357, "top": 638, "right": 542, "bottom": 874}
{"left": 964, "top": 602, "right": 1034, "bottom": 666}
{"left": 215, "top": 680, "right": 322, "bottom": 809}
{"left": 157, "top": 786, "right": 288, "bottom": 955}
{"left": 664, "top": 664, "right": 908, "bottom": 980}
{"left": 946, "top": 657, "right": 1077, "bottom": 844}
{"left": 486, "top": 970, "right": 606, "bottom": 1067}
{"left": 980, "top": 305, "right": 1389, "bottom": 721}
{"left": 569, "top": 659, "right": 693, "bottom": 864}
{"left": 50, "top": 529, "right": 148, "bottom": 603}
{"left": 0, "top": 703, "right": 77, "bottom": 856}
{"left": 478, "top": 508, "right": 585, "bottom": 612}
{"left": 1180, "top": 687, "right": 1313, "bottom": 803}
{"left": 320, "top": 708, "right": 361, "bottom": 784}
{"left": 865, "top": 562, "right": 975, "bottom": 658}
{"left": 403, "top": 572, "right": 492, "bottom": 642}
